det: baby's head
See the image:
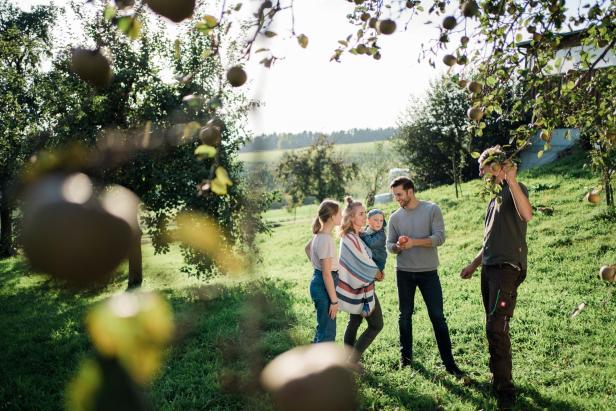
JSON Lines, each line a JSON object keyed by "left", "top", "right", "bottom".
{"left": 367, "top": 209, "right": 385, "bottom": 231}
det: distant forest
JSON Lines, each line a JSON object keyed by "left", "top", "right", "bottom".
{"left": 241, "top": 127, "right": 396, "bottom": 152}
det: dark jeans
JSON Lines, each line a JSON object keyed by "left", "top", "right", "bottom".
{"left": 343, "top": 295, "right": 384, "bottom": 361}
{"left": 310, "top": 269, "right": 339, "bottom": 343}
{"left": 396, "top": 270, "right": 456, "bottom": 368}
{"left": 481, "top": 264, "right": 526, "bottom": 394}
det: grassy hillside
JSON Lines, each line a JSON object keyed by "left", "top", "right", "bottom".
{"left": 1, "top": 149, "right": 615, "bottom": 410}
{"left": 238, "top": 140, "right": 394, "bottom": 164}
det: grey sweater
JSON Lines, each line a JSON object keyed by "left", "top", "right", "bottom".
{"left": 386, "top": 201, "right": 445, "bottom": 272}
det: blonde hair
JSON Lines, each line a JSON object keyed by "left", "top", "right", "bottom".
{"left": 341, "top": 196, "right": 364, "bottom": 236}
{"left": 312, "top": 199, "right": 340, "bottom": 234}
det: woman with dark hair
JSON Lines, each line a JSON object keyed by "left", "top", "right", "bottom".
{"left": 337, "top": 196, "right": 384, "bottom": 363}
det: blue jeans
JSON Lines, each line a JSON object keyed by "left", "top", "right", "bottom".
{"left": 396, "top": 270, "right": 456, "bottom": 368}
{"left": 310, "top": 269, "right": 339, "bottom": 343}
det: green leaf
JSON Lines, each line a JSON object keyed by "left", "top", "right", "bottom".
{"left": 537, "top": 150, "right": 544, "bottom": 159}
{"left": 117, "top": 16, "right": 142, "bottom": 40}
{"left": 174, "top": 39, "right": 181, "bottom": 60}
{"left": 264, "top": 31, "right": 277, "bottom": 38}
{"left": 195, "top": 22, "right": 211, "bottom": 34}
{"left": 297, "top": 34, "right": 309, "bottom": 49}
{"left": 203, "top": 15, "right": 218, "bottom": 28}
{"left": 127, "top": 19, "right": 142, "bottom": 40}
{"left": 515, "top": 33, "right": 522, "bottom": 42}
{"left": 471, "top": 151, "right": 481, "bottom": 159}
{"left": 117, "top": 16, "right": 132, "bottom": 33}
{"left": 195, "top": 145, "right": 217, "bottom": 159}
{"left": 103, "top": 5, "right": 116, "bottom": 21}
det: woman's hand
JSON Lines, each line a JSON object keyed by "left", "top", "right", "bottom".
{"left": 329, "top": 302, "right": 338, "bottom": 319}
{"left": 375, "top": 271, "right": 385, "bottom": 281}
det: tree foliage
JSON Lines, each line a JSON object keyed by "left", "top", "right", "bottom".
{"left": 357, "top": 142, "right": 392, "bottom": 207}
{"left": 395, "top": 75, "right": 511, "bottom": 190}
{"left": 275, "top": 135, "right": 358, "bottom": 208}
{"left": 0, "top": 3, "right": 57, "bottom": 257}
{"left": 4, "top": 2, "right": 271, "bottom": 278}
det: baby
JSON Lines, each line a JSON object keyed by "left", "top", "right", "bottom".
{"left": 360, "top": 208, "right": 387, "bottom": 274}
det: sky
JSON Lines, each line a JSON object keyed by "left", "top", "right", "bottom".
{"left": 16, "top": 0, "right": 591, "bottom": 136}
{"left": 17, "top": 0, "right": 448, "bottom": 136}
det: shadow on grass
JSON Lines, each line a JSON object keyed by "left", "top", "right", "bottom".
{"left": 0, "top": 258, "right": 91, "bottom": 411}
{"left": 146, "top": 277, "right": 301, "bottom": 411}
{"left": 360, "top": 369, "right": 440, "bottom": 410}
{"left": 0, "top": 257, "right": 300, "bottom": 411}
{"left": 407, "top": 361, "right": 582, "bottom": 411}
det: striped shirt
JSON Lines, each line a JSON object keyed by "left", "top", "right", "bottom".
{"left": 336, "top": 232, "right": 379, "bottom": 315}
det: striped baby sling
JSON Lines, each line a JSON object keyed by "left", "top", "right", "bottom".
{"left": 336, "top": 232, "right": 379, "bottom": 317}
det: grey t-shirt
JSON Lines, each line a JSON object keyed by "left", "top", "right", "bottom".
{"left": 310, "top": 233, "right": 339, "bottom": 271}
{"left": 483, "top": 182, "right": 529, "bottom": 269}
{"left": 386, "top": 201, "right": 445, "bottom": 272}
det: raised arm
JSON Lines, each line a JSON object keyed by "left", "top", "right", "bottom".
{"left": 504, "top": 162, "right": 532, "bottom": 223}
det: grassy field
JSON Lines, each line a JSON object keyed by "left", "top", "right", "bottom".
{"left": 238, "top": 140, "right": 393, "bottom": 164}
{"left": 1, "top": 149, "right": 615, "bottom": 410}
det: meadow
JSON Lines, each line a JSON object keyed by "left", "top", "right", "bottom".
{"left": 238, "top": 140, "right": 394, "bottom": 164}
{"left": 1, "top": 149, "right": 615, "bottom": 410}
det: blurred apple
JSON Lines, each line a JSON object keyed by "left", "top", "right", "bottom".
{"left": 226, "top": 66, "right": 247, "bottom": 87}
{"left": 584, "top": 190, "right": 600, "bottom": 204}
{"left": 599, "top": 265, "right": 615, "bottom": 282}
{"left": 21, "top": 173, "right": 139, "bottom": 287}
{"left": 71, "top": 48, "right": 112, "bottom": 89}
{"left": 145, "top": 0, "right": 195, "bottom": 22}
{"left": 260, "top": 343, "right": 357, "bottom": 411}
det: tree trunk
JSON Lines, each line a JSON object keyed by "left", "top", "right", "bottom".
{"left": 127, "top": 228, "right": 143, "bottom": 290}
{"left": 604, "top": 169, "right": 614, "bottom": 207}
{"left": 0, "top": 180, "right": 15, "bottom": 258}
{"left": 365, "top": 190, "right": 375, "bottom": 208}
{"left": 452, "top": 156, "right": 459, "bottom": 198}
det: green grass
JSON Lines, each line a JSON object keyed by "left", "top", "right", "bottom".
{"left": 238, "top": 140, "right": 393, "bottom": 164}
{"left": 1, "top": 148, "right": 615, "bottom": 410}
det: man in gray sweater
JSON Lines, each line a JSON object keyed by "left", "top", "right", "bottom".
{"left": 387, "top": 176, "right": 463, "bottom": 377}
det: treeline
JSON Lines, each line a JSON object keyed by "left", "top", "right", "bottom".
{"left": 241, "top": 127, "right": 395, "bottom": 152}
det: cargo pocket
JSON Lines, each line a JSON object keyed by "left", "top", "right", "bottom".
{"left": 489, "top": 288, "right": 517, "bottom": 318}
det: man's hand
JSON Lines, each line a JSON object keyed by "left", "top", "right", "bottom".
{"left": 375, "top": 271, "right": 385, "bottom": 281}
{"left": 397, "top": 236, "right": 413, "bottom": 250}
{"left": 459, "top": 264, "right": 476, "bottom": 279}
{"left": 503, "top": 160, "right": 518, "bottom": 184}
